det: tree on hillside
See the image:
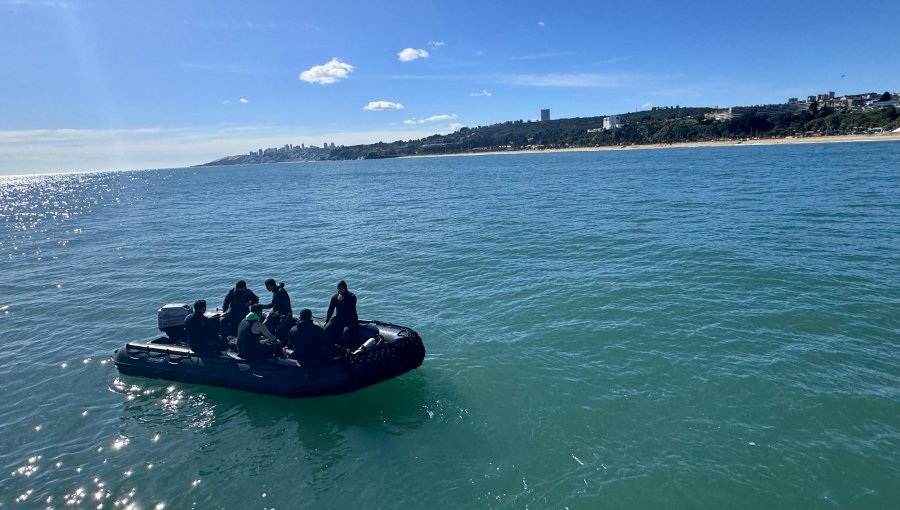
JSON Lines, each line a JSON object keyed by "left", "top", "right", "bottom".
{"left": 886, "top": 106, "right": 898, "bottom": 121}
{"left": 809, "top": 100, "right": 819, "bottom": 115}
{"left": 879, "top": 91, "right": 892, "bottom": 102}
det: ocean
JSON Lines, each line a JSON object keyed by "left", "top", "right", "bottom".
{"left": 1, "top": 142, "right": 898, "bottom": 509}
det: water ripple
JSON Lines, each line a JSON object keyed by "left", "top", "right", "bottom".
{"left": 1, "top": 144, "right": 899, "bottom": 508}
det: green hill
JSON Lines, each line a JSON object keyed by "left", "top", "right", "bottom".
{"left": 199, "top": 104, "right": 900, "bottom": 165}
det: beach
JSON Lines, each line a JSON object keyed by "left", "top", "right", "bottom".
{"left": 405, "top": 131, "right": 900, "bottom": 158}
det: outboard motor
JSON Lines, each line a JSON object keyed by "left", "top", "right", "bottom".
{"left": 158, "top": 303, "right": 192, "bottom": 342}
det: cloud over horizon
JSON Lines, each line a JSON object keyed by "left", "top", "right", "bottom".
{"left": 0, "top": 125, "right": 443, "bottom": 175}
{"left": 364, "top": 101, "right": 404, "bottom": 110}
{"left": 299, "top": 58, "right": 354, "bottom": 85}
{"left": 403, "top": 113, "right": 458, "bottom": 125}
{"left": 470, "top": 89, "right": 492, "bottom": 97}
{"left": 398, "top": 48, "right": 429, "bottom": 62}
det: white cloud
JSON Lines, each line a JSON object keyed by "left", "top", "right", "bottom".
{"left": 537, "top": 21, "right": 545, "bottom": 27}
{"left": 398, "top": 48, "right": 429, "bottom": 62}
{"left": 470, "top": 89, "right": 492, "bottom": 97}
{"left": 424, "top": 114, "right": 456, "bottom": 122}
{"left": 403, "top": 114, "right": 458, "bottom": 124}
{"left": 299, "top": 58, "right": 354, "bottom": 85}
{"left": 239, "top": 98, "right": 249, "bottom": 104}
{"left": 428, "top": 41, "right": 445, "bottom": 48}
{"left": 364, "top": 101, "right": 404, "bottom": 110}
{"left": 641, "top": 102, "right": 653, "bottom": 110}
{"left": 449, "top": 123, "right": 465, "bottom": 132}
{"left": 223, "top": 100, "right": 232, "bottom": 104}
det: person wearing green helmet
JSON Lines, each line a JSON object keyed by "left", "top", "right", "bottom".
{"left": 236, "top": 304, "right": 282, "bottom": 361}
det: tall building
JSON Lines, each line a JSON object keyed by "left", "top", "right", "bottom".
{"left": 603, "top": 115, "right": 620, "bottom": 129}
{"left": 541, "top": 109, "right": 550, "bottom": 122}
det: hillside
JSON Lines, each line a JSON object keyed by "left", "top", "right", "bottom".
{"left": 200, "top": 105, "right": 900, "bottom": 165}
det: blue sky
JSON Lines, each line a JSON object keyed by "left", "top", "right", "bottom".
{"left": 1, "top": 0, "right": 897, "bottom": 174}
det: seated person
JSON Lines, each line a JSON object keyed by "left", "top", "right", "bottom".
{"left": 324, "top": 280, "right": 359, "bottom": 349}
{"left": 288, "top": 309, "right": 348, "bottom": 364}
{"left": 236, "top": 305, "right": 282, "bottom": 361}
{"left": 184, "top": 299, "right": 226, "bottom": 353}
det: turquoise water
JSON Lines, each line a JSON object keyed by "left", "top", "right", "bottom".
{"left": 1, "top": 142, "right": 898, "bottom": 509}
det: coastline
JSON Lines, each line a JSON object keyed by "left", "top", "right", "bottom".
{"left": 402, "top": 132, "right": 900, "bottom": 159}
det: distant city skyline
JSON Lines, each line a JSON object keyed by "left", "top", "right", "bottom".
{"left": 1, "top": 0, "right": 898, "bottom": 175}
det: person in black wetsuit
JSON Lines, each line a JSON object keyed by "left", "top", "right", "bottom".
{"left": 288, "top": 308, "right": 348, "bottom": 364}
{"left": 220, "top": 280, "right": 259, "bottom": 339}
{"left": 324, "top": 280, "right": 359, "bottom": 349}
{"left": 236, "top": 305, "right": 282, "bottom": 361}
{"left": 183, "top": 299, "right": 226, "bottom": 353}
{"left": 260, "top": 278, "right": 293, "bottom": 340}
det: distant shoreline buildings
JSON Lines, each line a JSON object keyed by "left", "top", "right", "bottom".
{"left": 200, "top": 88, "right": 898, "bottom": 165}
{"left": 250, "top": 142, "right": 338, "bottom": 158}
{"left": 705, "top": 91, "right": 899, "bottom": 121}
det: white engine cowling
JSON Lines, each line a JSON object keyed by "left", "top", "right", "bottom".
{"left": 158, "top": 303, "right": 192, "bottom": 331}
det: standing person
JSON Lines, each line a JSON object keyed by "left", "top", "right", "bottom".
{"left": 184, "top": 299, "right": 226, "bottom": 354}
{"left": 236, "top": 305, "right": 282, "bottom": 361}
{"left": 288, "top": 309, "right": 348, "bottom": 364}
{"left": 220, "top": 280, "right": 259, "bottom": 338}
{"left": 260, "top": 278, "right": 293, "bottom": 340}
{"left": 325, "top": 280, "right": 359, "bottom": 349}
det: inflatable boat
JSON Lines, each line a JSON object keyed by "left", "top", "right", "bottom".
{"left": 112, "top": 304, "right": 426, "bottom": 398}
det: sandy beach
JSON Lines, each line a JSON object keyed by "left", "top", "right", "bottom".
{"left": 404, "top": 132, "right": 900, "bottom": 159}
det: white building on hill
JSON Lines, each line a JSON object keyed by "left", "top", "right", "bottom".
{"left": 603, "top": 115, "right": 621, "bottom": 129}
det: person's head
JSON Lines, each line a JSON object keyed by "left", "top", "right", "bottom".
{"left": 299, "top": 308, "right": 312, "bottom": 321}
{"left": 193, "top": 299, "right": 207, "bottom": 313}
{"left": 250, "top": 304, "right": 264, "bottom": 314}
{"left": 265, "top": 278, "right": 276, "bottom": 291}
{"left": 337, "top": 280, "right": 348, "bottom": 295}
{"left": 236, "top": 280, "right": 247, "bottom": 290}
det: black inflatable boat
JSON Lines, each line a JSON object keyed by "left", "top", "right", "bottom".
{"left": 113, "top": 304, "right": 426, "bottom": 398}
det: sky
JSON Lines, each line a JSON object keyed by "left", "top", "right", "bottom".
{"left": 1, "top": 0, "right": 897, "bottom": 175}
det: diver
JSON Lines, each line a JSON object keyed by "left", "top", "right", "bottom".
{"left": 236, "top": 304, "right": 282, "bottom": 361}
{"left": 288, "top": 308, "right": 348, "bottom": 364}
{"left": 324, "top": 280, "right": 359, "bottom": 349}
{"left": 260, "top": 278, "right": 293, "bottom": 340}
{"left": 183, "top": 299, "right": 226, "bottom": 354}
{"left": 220, "top": 280, "right": 259, "bottom": 339}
